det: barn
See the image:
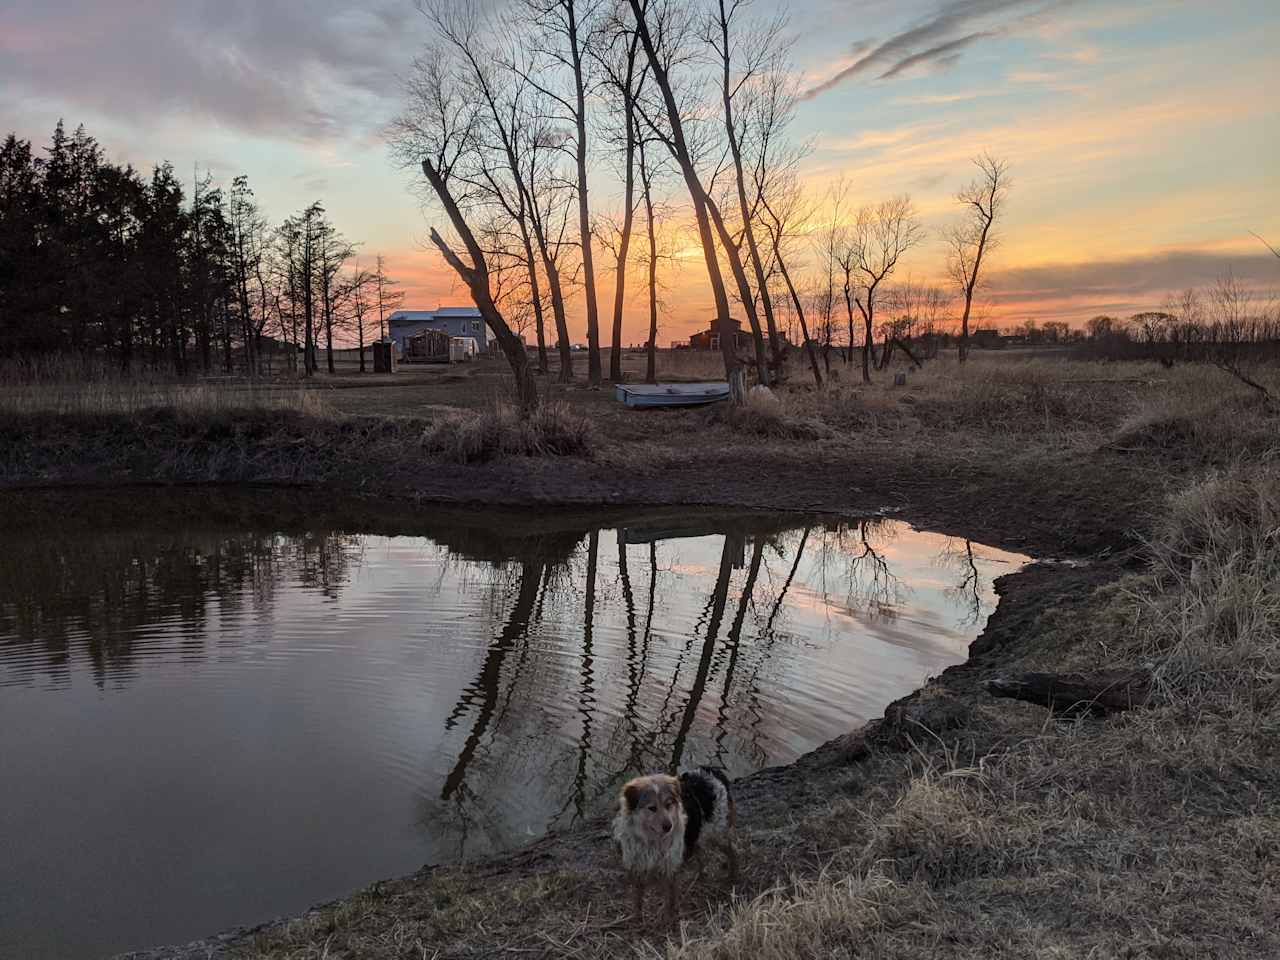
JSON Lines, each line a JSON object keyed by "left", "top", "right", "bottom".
{"left": 387, "top": 307, "right": 488, "bottom": 356}
{"left": 688, "top": 318, "right": 753, "bottom": 352}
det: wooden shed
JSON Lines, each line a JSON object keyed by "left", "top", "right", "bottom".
{"left": 403, "top": 329, "right": 451, "bottom": 363}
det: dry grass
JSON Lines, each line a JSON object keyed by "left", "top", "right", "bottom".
{"left": 0, "top": 380, "right": 330, "bottom": 416}
{"left": 419, "top": 401, "right": 594, "bottom": 463}
{"left": 654, "top": 350, "right": 730, "bottom": 382}
{"left": 708, "top": 386, "right": 834, "bottom": 441}
{"left": 0, "top": 356, "right": 329, "bottom": 417}
{"left": 88, "top": 351, "right": 1273, "bottom": 960}
{"left": 664, "top": 463, "right": 1280, "bottom": 960}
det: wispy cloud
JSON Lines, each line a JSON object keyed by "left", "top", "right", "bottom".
{"left": 878, "top": 30, "right": 995, "bottom": 80}
{"left": 800, "top": 0, "right": 1079, "bottom": 99}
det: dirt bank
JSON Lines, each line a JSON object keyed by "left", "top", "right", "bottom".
{"left": 7, "top": 358, "right": 1273, "bottom": 959}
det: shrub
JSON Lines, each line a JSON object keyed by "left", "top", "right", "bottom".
{"left": 420, "top": 401, "right": 593, "bottom": 463}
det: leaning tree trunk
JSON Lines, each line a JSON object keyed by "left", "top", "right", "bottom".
{"left": 706, "top": 195, "right": 768, "bottom": 386}
{"left": 627, "top": 0, "right": 743, "bottom": 403}
{"left": 421, "top": 159, "right": 539, "bottom": 413}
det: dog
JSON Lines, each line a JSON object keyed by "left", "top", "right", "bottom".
{"left": 612, "top": 766, "right": 738, "bottom": 921}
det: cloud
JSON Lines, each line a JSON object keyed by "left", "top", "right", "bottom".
{"left": 987, "top": 249, "right": 1280, "bottom": 309}
{"left": 800, "top": 0, "right": 1077, "bottom": 99}
{"left": 877, "top": 30, "right": 995, "bottom": 80}
{"left": 0, "top": 1, "right": 422, "bottom": 143}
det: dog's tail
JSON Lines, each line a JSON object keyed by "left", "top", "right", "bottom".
{"left": 698, "top": 766, "right": 735, "bottom": 828}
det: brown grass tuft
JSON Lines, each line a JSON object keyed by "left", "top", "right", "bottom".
{"left": 420, "top": 401, "right": 594, "bottom": 463}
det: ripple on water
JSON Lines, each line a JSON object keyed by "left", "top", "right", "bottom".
{"left": 0, "top": 513, "right": 1027, "bottom": 960}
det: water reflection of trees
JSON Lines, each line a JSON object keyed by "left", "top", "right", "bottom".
{"left": 422, "top": 516, "right": 1019, "bottom": 857}
{"left": 6, "top": 505, "right": 1014, "bottom": 862}
{"left": 938, "top": 538, "right": 985, "bottom": 626}
{"left": 425, "top": 523, "right": 810, "bottom": 853}
{"left": 0, "top": 530, "right": 362, "bottom": 688}
{"left": 812, "top": 519, "right": 906, "bottom": 621}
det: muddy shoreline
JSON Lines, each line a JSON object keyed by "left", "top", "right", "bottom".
{"left": 1, "top": 407, "right": 1145, "bottom": 960}
{"left": 29, "top": 472, "right": 1122, "bottom": 960}
{"left": 109, "top": 558, "right": 1116, "bottom": 960}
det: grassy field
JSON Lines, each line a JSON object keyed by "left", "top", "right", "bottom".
{"left": 5, "top": 349, "right": 1277, "bottom": 960}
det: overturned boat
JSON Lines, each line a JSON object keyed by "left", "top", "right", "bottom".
{"left": 614, "top": 382, "right": 731, "bottom": 408}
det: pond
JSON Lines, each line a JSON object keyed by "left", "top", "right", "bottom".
{"left": 0, "top": 494, "right": 1029, "bottom": 959}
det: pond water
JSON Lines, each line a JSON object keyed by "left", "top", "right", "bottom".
{"left": 0, "top": 499, "right": 1028, "bottom": 959}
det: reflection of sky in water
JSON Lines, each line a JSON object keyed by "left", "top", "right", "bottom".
{"left": 0, "top": 518, "right": 1027, "bottom": 960}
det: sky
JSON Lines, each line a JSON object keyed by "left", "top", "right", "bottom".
{"left": 2, "top": 0, "right": 1277, "bottom": 344}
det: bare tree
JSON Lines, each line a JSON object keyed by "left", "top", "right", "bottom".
{"left": 758, "top": 171, "right": 820, "bottom": 385}
{"left": 591, "top": 10, "right": 646, "bottom": 382}
{"left": 888, "top": 278, "right": 951, "bottom": 359}
{"left": 404, "top": 2, "right": 573, "bottom": 381}
{"left": 705, "top": 0, "right": 788, "bottom": 380}
{"left": 317, "top": 219, "right": 355, "bottom": 374}
{"left": 843, "top": 195, "right": 922, "bottom": 382}
{"left": 625, "top": 0, "right": 745, "bottom": 402}
{"left": 812, "top": 179, "right": 847, "bottom": 373}
{"left": 373, "top": 253, "right": 404, "bottom": 343}
{"left": 341, "top": 262, "right": 375, "bottom": 373}
{"left": 519, "top": 0, "right": 606, "bottom": 386}
{"left": 227, "top": 175, "right": 271, "bottom": 375}
{"left": 391, "top": 41, "right": 539, "bottom": 409}
{"left": 944, "top": 153, "right": 1009, "bottom": 364}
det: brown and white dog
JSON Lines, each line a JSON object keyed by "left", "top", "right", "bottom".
{"left": 612, "top": 766, "right": 737, "bottom": 921}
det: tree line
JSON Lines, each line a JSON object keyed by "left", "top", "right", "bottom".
{"left": 392, "top": 0, "right": 1009, "bottom": 410}
{"left": 0, "top": 121, "right": 404, "bottom": 376}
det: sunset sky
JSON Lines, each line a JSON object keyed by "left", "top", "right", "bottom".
{"left": 3, "top": 0, "right": 1276, "bottom": 344}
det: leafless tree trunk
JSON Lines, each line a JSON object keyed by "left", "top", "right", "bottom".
{"left": 373, "top": 253, "right": 404, "bottom": 344}
{"left": 758, "top": 175, "right": 820, "bottom": 385}
{"left": 945, "top": 154, "right": 1008, "bottom": 364}
{"left": 422, "top": 158, "right": 540, "bottom": 410}
{"left": 707, "top": 0, "right": 785, "bottom": 381}
{"left": 704, "top": 192, "right": 768, "bottom": 383}
{"left": 844, "top": 196, "right": 922, "bottom": 382}
{"left": 813, "top": 179, "right": 846, "bottom": 371}
{"left": 593, "top": 20, "right": 645, "bottom": 382}
{"left": 639, "top": 127, "right": 660, "bottom": 383}
{"left": 318, "top": 221, "right": 354, "bottom": 375}
{"left": 625, "top": 0, "right": 744, "bottom": 402}
{"left": 521, "top": 0, "right": 605, "bottom": 385}
{"left": 343, "top": 263, "right": 375, "bottom": 373}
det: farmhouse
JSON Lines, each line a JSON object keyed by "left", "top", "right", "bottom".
{"left": 688, "top": 318, "right": 753, "bottom": 352}
{"left": 387, "top": 307, "right": 488, "bottom": 356}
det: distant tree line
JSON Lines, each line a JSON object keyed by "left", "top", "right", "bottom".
{"left": 0, "top": 122, "right": 402, "bottom": 376}
{"left": 1078, "top": 275, "right": 1280, "bottom": 395}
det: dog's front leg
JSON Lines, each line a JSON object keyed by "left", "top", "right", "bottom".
{"left": 631, "top": 877, "right": 645, "bottom": 921}
{"left": 663, "top": 875, "right": 678, "bottom": 924}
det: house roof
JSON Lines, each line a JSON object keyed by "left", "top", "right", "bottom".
{"left": 388, "top": 306, "right": 483, "bottom": 325}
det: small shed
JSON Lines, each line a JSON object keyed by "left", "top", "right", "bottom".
{"left": 449, "top": 337, "right": 479, "bottom": 362}
{"left": 404, "top": 329, "right": 451, "bottom": 363}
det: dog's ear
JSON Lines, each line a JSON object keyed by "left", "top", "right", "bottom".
{"left": 622, "top": 781, "right": 643, "bottom": 812}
